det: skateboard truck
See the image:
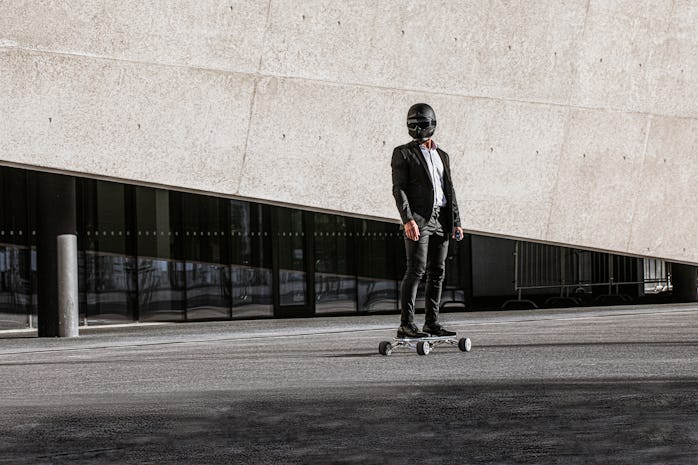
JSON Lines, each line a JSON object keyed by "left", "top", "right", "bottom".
{"left": 378, "top": 335, "right": 472, "bottom": 356}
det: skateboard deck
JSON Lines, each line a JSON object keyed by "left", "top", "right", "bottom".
{"left": 378, "top": 334, "right": 472, "bottom": 356}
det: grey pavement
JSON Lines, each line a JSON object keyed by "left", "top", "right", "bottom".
{"left": 1, "top": 303, "right": 698, "bottom": 464}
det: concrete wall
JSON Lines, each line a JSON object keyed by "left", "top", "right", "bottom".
{"left": 1, "top": 1, "right": 697, "bottom": 263}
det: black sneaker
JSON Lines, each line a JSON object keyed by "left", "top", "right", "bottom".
{"left": 397, "top": 324, "right": 429, "bottom": 338}
{"left": 422, "top": 324, "right": 456, "bottom": 337}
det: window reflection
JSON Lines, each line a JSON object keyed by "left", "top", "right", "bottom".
{"left": 231, "top": 265, "right": 272, "bottom": 318}
{"left": 80, "top": 251, "right": 137, "bottom": 323}
{"left": 276, "top": 208, "right": 307, "bottom": 307}
{"left": 0, "top": 168, "right": 35, "bottom": 330}
{"left": 186, "top": 261, "right": 230, "bottom": 320}
{"left": 138, "top": 258, "right": 186, "bottom": 321}
{"left": 355, "top": 220, "right": 401, "bottom": 313}
{"left": 180, "top": 193, "right": 230, "bottom": 320}
{"left": 314, "top": 214, "right": 356, "bottom": 314}
{"left": 2, "top": 165, "right": 476, "bottom": 327}
{"left": 279, "top": 270, "right": 307, "bottom": 306}
{"left": 0, "top": 246, "right": 33, "bottom": 329}
{"left": 230, "top": 201, "right": 273, "bottom": 318}
{"left": 78, "top": 179, "right": 137, "bottom": 323}
{"left": 358, "top": 278, "right": 398, "bottom": 312}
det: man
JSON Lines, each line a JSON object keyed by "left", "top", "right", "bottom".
{"left": 391, "top": 103, "right": 464, "bottom": 338}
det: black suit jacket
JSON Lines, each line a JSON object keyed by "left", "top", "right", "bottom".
{"left": 391, "top": 140, "right": 461, "bottom": 232}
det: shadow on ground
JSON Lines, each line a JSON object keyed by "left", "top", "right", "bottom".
{"left": 2, "top": 381, "right": 697, "bottom": 464}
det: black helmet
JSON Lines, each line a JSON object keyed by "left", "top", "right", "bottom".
{"left": 406, "top": 103, "right": 436, "bottom": 141}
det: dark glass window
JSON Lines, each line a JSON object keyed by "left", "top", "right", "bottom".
{"left": 7, "top": 164, "right": 665, "bottom": 327}
{"left": 0, "top": 167, "right": 34, "bottom": 329}
{"left": 230, "top": 201, "right": 272, "bottom": 318}
{"left": 0, "top": 245, "right": 33, "bottom": 329}
{"left": 78, "top": 179, "right": 131, "bottom": 255}
{"left": 77, "top": 179, "right": 137, "bottom": 323}
{"left": 356, "top": 219, "right": 402, "bottom": 313}
{"left": 180, "top": 193, "right": 225, "bottom": 264}
{"left": 441, "top": 234, "right": 470, "bottom": 311}
{"left": 276, "top": 208, "right": 307, "bottom": 306}
{"left": 135, "top": 187, "right": 185, "bottom": 321}
{"left": 180, "top": 193, "right": 229, "bottom": 320}
{"left": 314, "top": 213, "right": 356, "bottom": 314}
{"left": 0, "top": 167, "right": 29, "bottom": 247}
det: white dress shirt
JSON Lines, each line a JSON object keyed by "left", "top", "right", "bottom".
{"left": 419, "top": 142, "right": 447, "bottom": 208}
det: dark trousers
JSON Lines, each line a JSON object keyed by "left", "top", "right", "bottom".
{"left": 400, "top": 209, "right": 449, "bottom": 326}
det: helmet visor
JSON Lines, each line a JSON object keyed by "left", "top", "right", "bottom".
{"left": 407, "top": 119, "right": 436, "bottom": 130}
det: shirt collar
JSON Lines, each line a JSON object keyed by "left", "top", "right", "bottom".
{"left": 419, "top": 140, "right": 438, "bottom": 152}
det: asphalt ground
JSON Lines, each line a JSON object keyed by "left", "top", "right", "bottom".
{"left": 1, "top": 304, "right": 698, "bottom": 464}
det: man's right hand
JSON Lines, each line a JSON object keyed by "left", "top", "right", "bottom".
{"left": 404, "top": 220, "right": 420, "bottom": 241}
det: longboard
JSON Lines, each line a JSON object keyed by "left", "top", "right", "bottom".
{"left": 378, "top": 335, "right": 472, "bottom": 356}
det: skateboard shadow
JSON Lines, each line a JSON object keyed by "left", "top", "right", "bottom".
{"left": 324, "top": 352, "right": 378, "bottom": 358}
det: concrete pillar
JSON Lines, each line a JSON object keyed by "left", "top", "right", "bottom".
{"left": 671, "top": 263, "right": 698, "bottom": 302}
{"left": 57, "top": 234, "right": 79, "bottom": 337}
{"left": 36, "top": 172, "right": 78, "bottom": 337}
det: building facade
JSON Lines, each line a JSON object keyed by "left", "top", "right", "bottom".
{"left": 2, "top": 2, "right": 697, "bottom": 331}
{"left": 1, "top": 166, "right": 676, "bottom": 330}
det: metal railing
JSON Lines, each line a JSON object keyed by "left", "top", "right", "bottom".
{"left": 509, "top": 241, "right": 671, "bottom": 307}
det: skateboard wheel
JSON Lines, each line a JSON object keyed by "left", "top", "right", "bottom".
{"left": 458, "top": 337, "right": 472, "bottom": 352}
{"left": 416, "top": 340, "right": 431, "bottom": 356}
{"left": 379, "top": 341, "right": 393, "bottom": 356}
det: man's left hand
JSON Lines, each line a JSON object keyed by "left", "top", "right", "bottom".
{"left": 452, "top": 227, "right": 464, "bottom": 241}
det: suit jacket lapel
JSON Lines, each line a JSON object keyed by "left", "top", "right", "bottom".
{"left": 436, "top": 148, "right": 451, "bottom": 184}
{"left": 410, "top": 142, "right": 434, "bottom": 187}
